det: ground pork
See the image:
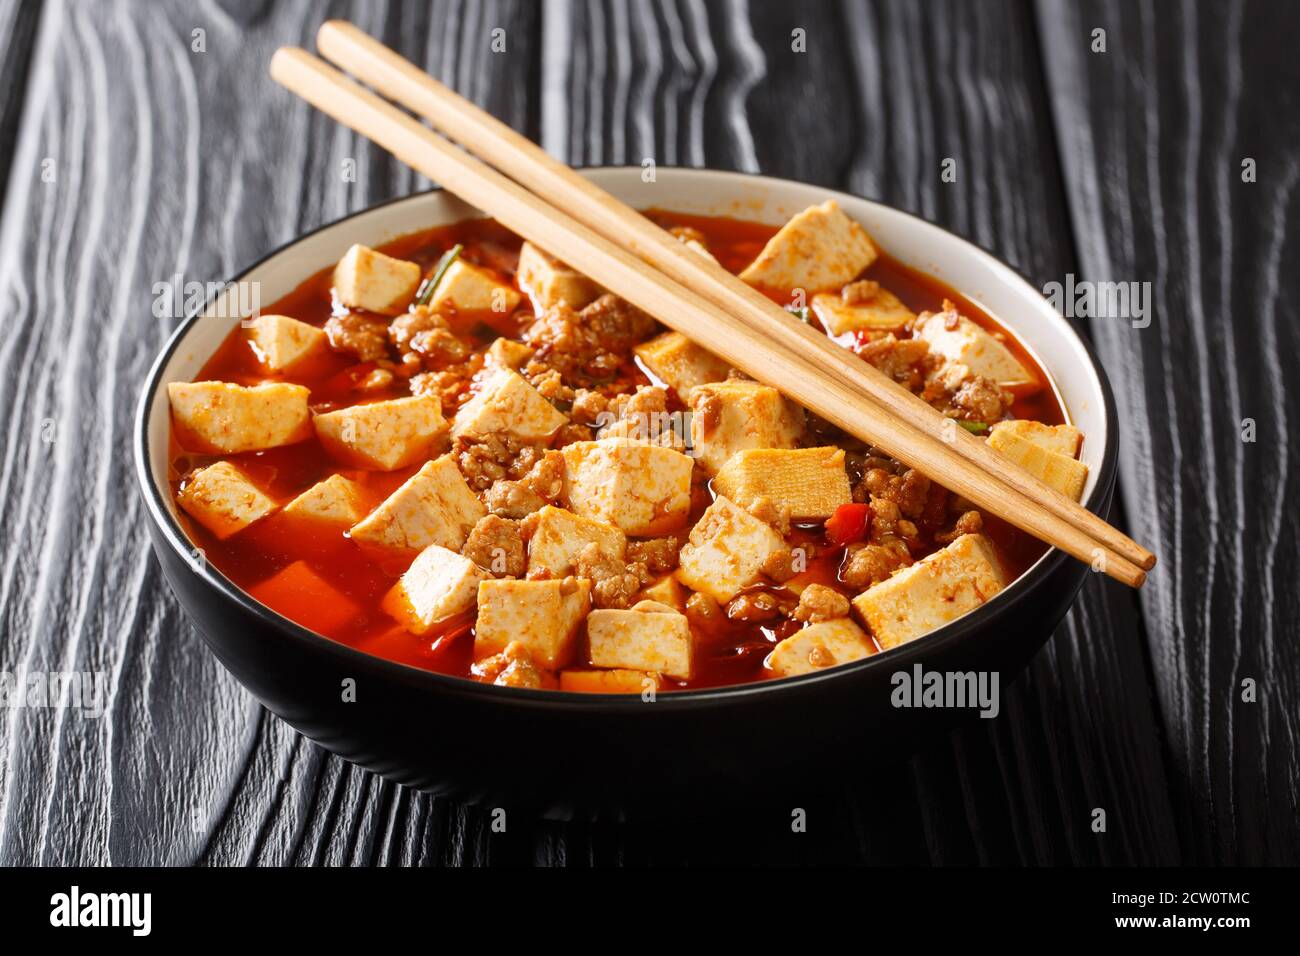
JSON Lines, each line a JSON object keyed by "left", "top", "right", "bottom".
{"left": 462, "top": 515, "right": 525, "bottom": 577}
{"left": 792, "top": 583, "right": 850, "bottom": 623}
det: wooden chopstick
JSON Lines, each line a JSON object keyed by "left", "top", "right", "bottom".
{"left": 269, "top": 46, "right": 1146, "bottom": 588}
{"left": 315, "top": 19, "right": 1156, "bottom": 576}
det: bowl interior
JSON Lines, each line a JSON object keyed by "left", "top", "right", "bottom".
{"left": 139, "top": 167, "right": 1109, "bottom": 647}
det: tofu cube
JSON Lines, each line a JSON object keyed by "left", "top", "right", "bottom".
{"left": 987, "top": 427, "right": 1089, "bottom": 501}
{"left": 633, "top": 331, "right": 731, "bottom": 401}
{"left": 675, "top": 495, "right": 786, "bottom": 602}
{"left": 485, "top": 336, "right": 535, "bottom": 370}
{"left": 427, "top": 259, "right": 522, "bottom": 316}
{"left": 382, "top": 544, "right": 489, "bottom": 635}
{"left": 559, "top": 669, "right": 663, "bottom": 694}
{"left": 914, "top": 307, "right": 1037, "bottom": 388}
{"left": 474, "top": 578, "right": 591, "bottom": 669}
{"left": 245, "top": 314, "right": 328, "bottom": 370}
{"left": 452, "top": 367, "right": 567, "bottom": 442}
{"left": 281, "top": 473, "right": 365, "bottom": 529}
{"left": 767, "top": 618, "right": 875, "bottom": 677}
{"left": 313, "top": 395, "right": 449, "bottom": 471}
{"left": 712, "top": 446, "right": 851, "bottom": 520}
{"left": 177, "top": 461, "right": 277, "bottom": 539}
{"left": 561, "top": 437, "right": 694, "bottom": 535}
{"left": 586, "top": 606, "right": 693, "bottom": 680}
{"left": 248, "top": 560, "right": 360, "bottom": 636}
{"left": 852, "top": 533, "right": 1005, "bottom": 650}
{"left": 988, "top": 419, "right": 1083, "bottom": 459}
{"left": 689, "top": 380, "right": 803, "bottom": 474}
{"left": 738, "top": 200, "right": 879, "bottom": 293}
{"left": 810, "top": 283, "right": 915, "bottom": 335}
{"left": 516, "top": 240, "right": 600, "bottom": 310}
{"left": 168, "top": 381, "right": 311, "bottom": 454}
{"left": 524, "top": 505, "right": 626, "bottom": 577}
{"left": 349, "top": 455, "right": 486, "bottom": 556}
{"left": 333, "top": 243, "right": 421, "bottom": 315}
{"left": 638, "top": 574, "right": 686, "bottom": 611}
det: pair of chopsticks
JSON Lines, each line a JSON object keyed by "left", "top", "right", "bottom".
{"left": 270, "top": 21, "right": 1155, "bottom": 588}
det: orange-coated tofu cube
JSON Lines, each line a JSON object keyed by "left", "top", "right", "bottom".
{"left": 632, "top": 331, "right": 730, "bottom": 401}
{"left": 349, "top": 455, "right": 486, "bottom": 556}
{"left": 914, "top": 306, "right": 1036, "bottom": 388}
{"left": 168, "top": 381, "right": 311, "bottom": 454}
{"left": 689, "top": 379, "right": 803, "bottom": 474}
{"left": 516, "top": 241, "right": 600, "bottom": 310}
{"left": 451, "top": 367, "right": 567, "bottom": 442}
{"left": 675, "top": 495, "right": 786, "bottom": 602}
{"left": 988, "top": 419, "right": 1083, "bottom": 459}
{"left": 810, "top": 283, "right": 915, "bottom": 335}
{"left": 245, "top": 314, "right": 327, "bottom": 371}
{"left": 712, "top": 446, "right": 851, "bottom": 520}
{"left": 473, "top": 578, "right": 591, "bottom": 669}
{"left": 586, "top": 606, "right": 693, "bottom": 680}
{"left": 559, "top": 669, "right": 663, "bottom": 694}
{"left": 426, "top": 259, "right": 522, "bottom": 316}
{"left": 177, "top": 461, "right": 277, "bottom": 539}
{"left": 313, "top": 395, "right": 448, "bottom": 471}
{"left": 280, "top": 474, "right": 365, "bottom": 529}
{"left": 524, "top": 505, "right": 626, "bottom": 577}
{"left": 739, "top": 201, "right": 879, "bottom": 293}
{"left": 638, "top": 574, "right": 686, "bottom": 611}
{"left": 333, "top": 244, "right": 421, "bottom": 315}
{"left": 767, "top": 619, "right": 874, "bottom": 677}
{"left": 248, "top": 560, "right": 360, "bottom": 635}
{"left": 851, "top": 533, "right": 1004, "bottom": 650}
{"left": 561, "top": 437, "right": 694, "bottom": 535}
{"left": 382, "top": 544, "right": 489, "bottom": 635}
{"left": 485, "top": 337, "right": 535, "bottom": 370}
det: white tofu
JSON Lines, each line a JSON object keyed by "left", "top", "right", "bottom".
{"left": 914, "top": 307, "right": 1036, "bottom": 388}
{"left": 767, "top": 618, "right": 875, "bottom": 677}
{"left": 245, "top": 314, "right": 328, "bottom": 370}
{"left": 675, "top": 495, "right": 786, "bottom": 603}
{"left": 561, "top": 437, "right": 694, "bottom": 535}
{"left": 452, "top": 367, "right": 567, "bottom": 442}
{"left": 810, "top": 283, "right": 915, "bottom": 335}
{"left": 169, "top": 381, "right": 311, "bottom": 454}
{"left": 333, "top": 244, "right": 422, "bottom": 315}
{"left": 633, "top": 331, "right": 731, "bottom": 401}
{"left": 313, "top": 395, "right": 449, "bottom": 471}
{"left": 712, "top": 446, "right": 851, "bottom": 520}
{"left": 516, "top": 240, "right": 600, "bottom": 311}
{"left": 689, "top": 379, "right": 803, "bottom": 474}
{"left": 474, "top": 578, "right": 591, "bottom": 669}
{"left": 382, "top": 544, "right": 489, "bottom": 635}
{"left": 349, "top": 455, "right": 486, "bottom": 556}
{"left": 987, "top": 427, "right": 1089, "bottom": 501}
{"left": 586, "top": 606, "right": 693, "bottom": 680}
{"left": 524, "top": 505, "right": 626, "bottom": 577}
{"left": 427, "top": 259, "right": 522, "bottom": 316}
{"left": 738, "top": 200, "right": 879, "bottom": 293}
{"left": 988, "top": 419, "right": 1083, "bottom": 459}
{"left": 177, "top": 461, "right": 277, "bottom": 539}
{"left": 852, "top": 533, "right": 1005, "bottom": 650}
{"left": 280, "top": 473, "right": 365, "bottom": 529}
{"left": 485, "top": 337, "right": 535, "bottom": 370}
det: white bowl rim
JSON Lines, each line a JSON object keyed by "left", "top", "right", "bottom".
{"left": 134, "top": 166, "right": 1119, "bottom": 704}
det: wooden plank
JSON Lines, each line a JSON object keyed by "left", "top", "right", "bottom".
{"left": 0, "top": 0, "right": 1223, "bottom": 866}
{"left": 1037, "top": 0, "right": 1300, "bottom": 865}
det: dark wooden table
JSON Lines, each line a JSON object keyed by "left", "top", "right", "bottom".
{"left": 0, "top": 0, "right": 1294, "bottom": 866}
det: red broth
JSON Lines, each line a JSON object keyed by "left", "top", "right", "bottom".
{"left": 171, "top": 211, "right": 1066, "bottom": 689}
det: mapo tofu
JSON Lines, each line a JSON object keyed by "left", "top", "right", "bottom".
{"left": 168, "top": 204, "right": 1086, "bottom": 692}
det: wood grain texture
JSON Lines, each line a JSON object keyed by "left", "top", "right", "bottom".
{"left": 1039, "top": 0, "right": 1300, "bottom": 865}
{"left": 0, "top": 0, "right": 1287, "bottom": 865}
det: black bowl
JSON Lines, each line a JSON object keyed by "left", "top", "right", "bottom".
{"left": 134, "top": 171, "right": 1119, "bottom": 818}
